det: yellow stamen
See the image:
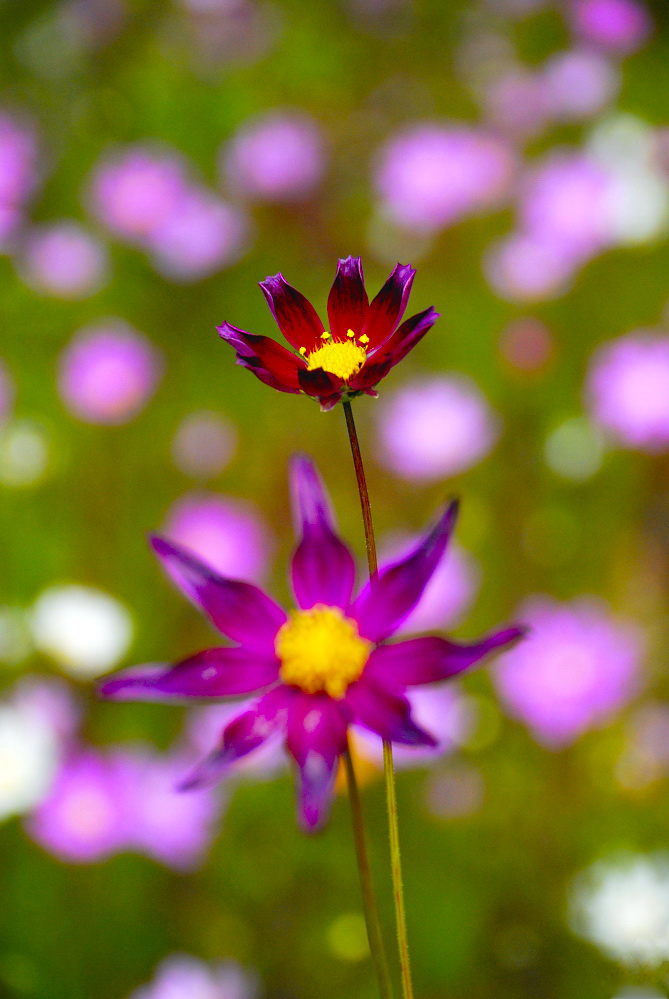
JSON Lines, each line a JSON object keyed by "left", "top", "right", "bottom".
{"left": 275, "top": 605, "right": 372, "bottom": 699}
{"left": 320, "top": 330, "right": 331, "bottom": 340}
{"left": 359, "top": 333, "right": 369, "bottom": 345}
{"left": 299, "top": 346, "right": 307, "bottom": 356}
{"left": 306, "top": 340, "right": 367, "bottom": 381}
{"left": 346, "top": 328, "right": 356, "bottom": 339}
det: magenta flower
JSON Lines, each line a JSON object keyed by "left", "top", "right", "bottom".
{"left": 100, "top": 455, "right": 521, "bottom": 831}
{"left": 217, "top": 256, "right": 439, "bottom": 411}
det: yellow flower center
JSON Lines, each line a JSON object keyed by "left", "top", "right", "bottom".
{"left": 302, "top": 330, "right": 368, "bottom": 382}
{"left": 275, "top": 604, "right": 372, "bottom": 699}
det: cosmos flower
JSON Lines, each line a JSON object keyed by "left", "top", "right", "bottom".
{"left": 217, "top": 256, "right": 439, "bottom": 411}
{"left": 100, "top": 455, "right": 521, "bottom": 831}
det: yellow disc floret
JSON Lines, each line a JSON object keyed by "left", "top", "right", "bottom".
{"left": 307, "top": 339, "right": 367, "bottom": 381}
{"left": 275, "top": 604, "right": 372, "bottom": 699}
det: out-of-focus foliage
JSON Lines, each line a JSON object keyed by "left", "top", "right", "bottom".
{"left": 3, "top": 0, "right": 669, "bottom": 997}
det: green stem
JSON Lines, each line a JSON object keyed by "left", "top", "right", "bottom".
{"left": 342, "top": 398, "right": 415, "bottom": 999}
{"left": 344, "top": 745, "right": 394, "bottom": 999}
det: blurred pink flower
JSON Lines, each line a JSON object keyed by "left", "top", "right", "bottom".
{"left": 569, "top": 0, "right": 652, "bottom": 55}
{"left": 375, "top": 124, "right": 516, "bottom": 232}
{"left": 28, "top": 747, "right": 224, "bottom": 869}
{"left": 171, "top": 411, "right": 237, "bottom": 479}
{"left": 541, "top": 48, "right": 619, "bottom": 121}
{"left": 162, "top": 492, "right": 272, "bottom": 583}
{"left": 376, "top": 374, "right": 500, "bottom": 481}
{"left": 58, "top": 320, "right": 163, "bottom": 425}
{"left": 222, "top": 111, "right": 325, "bottom": 201}
{"left": 585, "top": 332, "right": 669, "bottom": 450}
{"left": 0, "top": 112, "right": 39, "bottom": 209}
{"left": 87, "top": 146, "right": 190, "bottom": 242}
{"left": 493, "top": 596, "right": 645, "bottom": 747}
{"left": 146, "top": 188, "right": 248, "bottom": 282}
{"left": 129, "top": 954, "right": 259, "bottom": 999}
{"left": 18, "top": 222, "right": 108, "bottom": 299}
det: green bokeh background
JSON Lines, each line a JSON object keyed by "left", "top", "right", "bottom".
{"left": 3, "top": 1, "right": 669, "bottom": 997}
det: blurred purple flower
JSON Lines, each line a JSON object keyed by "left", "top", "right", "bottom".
{"left": 58, "top": 320, "right": 163, "bottom": 425}
{"left": 569, "top": 0, "right": 652, "bottom": 55}
{"left": 379, "top": 534, "right": 480, "bottom": 634}
{"left": 27, "top": 751, "right": 130, "bottom": 861}
{"left": 0, "top": 358, "right": 15, "bottom": 424}
{"left": 0, "top": 112, "right": 39, "bottom": 209}
{"left": 493, "top": 596, "right": 644, "bottom": 748}
{"left": 129, "top": 954, "right": 259, "bottom": 999}
{"left": 541, "top": 49, "right": 619, "bottom": 121}
{"left": 163, "top": 492, "right": 272, "bottom": 583}
{"left": 146, "top": 188, "right": 248, "bottom": 282}
{"left": 186, "top": 700, "right": 287, "bottom": 778}
{"left": 17, "top": 222, "right": 109, "bottom": 299}
{"left": 28, "top": 747, "right": 224, "bottom": 868}
{"left": 375, "top": 124, "right": 516, "bottom": 233}
{"left": 87, "top": 146, "right": 190, "bottom": 242}
{"left": 484, "top": 70, "right": 549, "bottom": 140}
{"left": 171, "top": 411, "right": 237, "bottom": 479}
{"left": 484, "top": 231, "right": 579, "bottom": 301}
{"left": 376, "top": 374, "right": 500, "bottom": 481}
{"left": 222, "top": 111, "right": 325, "bottom": 201}
{"left": 585, "top": 332, "right": 669, "bottom": 451}
{"left": 101, "top": 455, "right": 521, "bottom": 832}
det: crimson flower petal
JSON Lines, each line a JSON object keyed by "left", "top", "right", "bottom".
{"left": 345, "top": 680, "right": 436, "bottom": 746}
{"left": 327, "top": 256, "right": 369, "bottom": 341}
{"left": 150, "top": 535, "right": 286, "bottom": 652}
{"left": 362, "top": 263, "right": 416, "bottom": 349}
{"left": 352, "top": 500, "right": 459, "bottom": 642}
{"left": 289, "top": 454, "right": 356, "bottom": 610}
{"left": 363, "top": 628, "right": 526, "bottom": 688}
{"left": 371, "top": 306, "right": 439, "bottom": 367}
{"left": 179, "top": 686, "right": 296, "bottom": 790}
{"left": 285, "top": 693, "right": 349, "bottom": 832}
{"left": 217, "top": 322, "right": 304, "bottom": 393}
{"left": 297, "top": 367, "right": 344, "bottom": 410}
{"left": 100, "top": 647, "right": 280, "bottom": 702}
{"left": 259, "top": 273, "right": 324, "bottom": 352}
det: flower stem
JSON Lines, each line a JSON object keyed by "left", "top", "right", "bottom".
{"left": 342, "top": 398, "right": 415, "bottom": 999}
{"left": 344, "top": 745, "right": 394, "bottom": 999}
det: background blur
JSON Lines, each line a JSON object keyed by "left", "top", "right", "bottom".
{"left": 3, "top": 0, "right": 669, "bottom": 997}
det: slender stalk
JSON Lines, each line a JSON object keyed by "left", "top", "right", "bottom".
{"left": 344, "top": 745, "right": 394, "bottom": 999}
{"left": 342, "top": 398, "right": 415, "bottom": 999}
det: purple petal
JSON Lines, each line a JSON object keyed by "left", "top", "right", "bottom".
{"left": 345, "top": 680, "right": 436, "bottom": 746}
{"left": 297, "top": 365, "right": 343, "bottom": 403}
{"left": 259, "top": 273, "right": 324, "bottom": 352}
{"left": 289, "top": 454, "right": 356, "bottom": 609}
{"left": 100, "top": 647, "right": 281, "bottom": 702}
{"left": 363, "top": 628, "right": 526, "bottom": 687}
{"left": 327, "top": 256, "right": 369, "bottom": 341}
{"left": 362, "top": 263, "right": 416, "bottom": 349}
{"left": 179, "top": 685, "right": 295, "bottom": 790}
{"left": 285, "top": 693, "right": 348, "bottom": 831}
{"left": 352, "top": 500, "right": 459, "bottom": 642}
{"left": 150, "top": 535, "right": 286, "bottom": 651}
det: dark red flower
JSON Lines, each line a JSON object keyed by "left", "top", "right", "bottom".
{"left": 217, "top": 256, "right": 439, "bottom": 411}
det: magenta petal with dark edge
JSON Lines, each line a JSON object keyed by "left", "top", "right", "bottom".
{"left": 289, "top": 454, "right": 356, "bottom": 610}
{"left": 345, "top": 679, "right": 437, "bottom": 746}
{"left": 217, "top": 322, "right": 304, "bottom": 392}
{"left": 150, "top": 535, "right": 286, "bottom": 652}
{"left": 100, "top": 647, "right": 281, "bottom": 702}
{"left": 371, "top": 306, "right": 440, "bottom": 367}
{"left": 352, "top": 499, "right": 460, "bottom": 642}
{"left": 179, "top": 686, "right": 296, "bottom": 790}
{"left": 362, "top": 262, "right": 416, "bottom": 349}
{"left": 286, "top": 693, "right": 349, "bottom": 831}
{"left": 363, "top": 628, "right": 526, "bottom": 688}
{"left": 297, "top": 367, "right": 344, "bottom": 410}
{"left": 259, "top": 273, "right": 324, "bottom": 352}
{"left": 327, "top": 256, "right": 369, "bottom": 341}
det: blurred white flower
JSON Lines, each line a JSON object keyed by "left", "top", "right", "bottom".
{"left": 570, "top": 854, "right": 669, "bottom": 967}
{"left": 31, "top": 585, "right": 133, "bottom": 678}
